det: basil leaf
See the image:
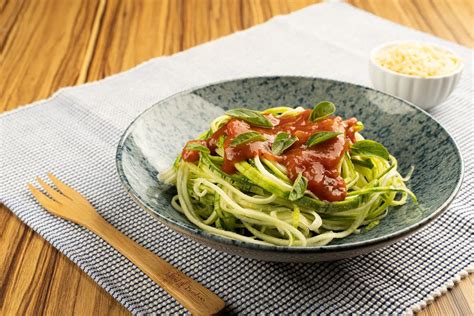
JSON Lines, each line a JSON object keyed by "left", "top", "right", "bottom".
{"left": 185, "top": 143, "right": 210, "bottom": 154}
{"left": 306, "top": 131, "right": 341, "bottom": 147}
{"left": 352, "top": 157, "right": 374, "bottom": 169}
{"left": 271, "top": 132, "right": 298, "bottom": 155}
{"left": 351, "top": 140, "right": 390, "bottom": 160}
{"left": 226, "top": 108, "right": 273, "bottom": 128}
{"left": 230, "top": 131, "right": 266, "bottom": 147}
{"left": 289, "top": 172, "right": 308, "bottom": 201}
{"left": 310, "top": 101, "right": 336, "bottom": 121}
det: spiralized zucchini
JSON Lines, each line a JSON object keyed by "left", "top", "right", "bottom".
{"left": 159, "top": 106, "right": 416, "bottom": 246}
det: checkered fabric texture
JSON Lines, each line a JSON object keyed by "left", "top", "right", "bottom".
{"left": 1, "top": 3, "right": 472, "bottom": 315}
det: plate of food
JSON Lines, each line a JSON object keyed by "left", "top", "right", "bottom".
{"left": 116, "top": 76, "right": 462, "bottom": 262}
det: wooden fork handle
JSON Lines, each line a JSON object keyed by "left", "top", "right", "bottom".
{"left": 86, "top": 216, "right": 225, "bottom": 315}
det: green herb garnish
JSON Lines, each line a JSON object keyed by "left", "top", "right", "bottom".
{"left": 310, "top": 101, "right": 336, "bottom": 121}
{"left": 230, "top": 131, "right": 266, "bottom": 147}
{"left": 352, "top": 157, "right": 374, "bottom": 169}
{"left": 272, "top": 132, "right": 298, "bottom": 155}
{"left": 306, "top": 131, "right": 341, "bottom": 147}
{"left": 351, "top": 140, "right": 389, "bottom": 160}
{"left": 226, "top": 108, "right": 273, "bottom": 128}
{"left": 289, "top": 172, "right": 308, "bottom": 201}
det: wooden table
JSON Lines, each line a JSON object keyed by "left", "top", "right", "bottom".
{"left": 1, "top": 1, "right": 473, "bottom": 314}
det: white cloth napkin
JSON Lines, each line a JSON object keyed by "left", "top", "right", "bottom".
{"left": 1, "top": 3, "right": 472, "bottom": 314}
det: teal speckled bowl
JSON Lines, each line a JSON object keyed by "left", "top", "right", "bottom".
{"left": 116, "top": 77, "right": 463, "bottom": 262}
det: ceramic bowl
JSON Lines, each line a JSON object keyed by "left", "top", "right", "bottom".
{"left": 116, "top": 76, "right": 463, "bottom": 262}
{"left": 369, "top": 41, "right": 463, "bottom": 111}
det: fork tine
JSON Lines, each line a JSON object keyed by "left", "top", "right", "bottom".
{"left": 36, "top": 176, "right": 70, "bottom": 204}
{"left": 47, "top": 173, "right": 90, "bottom": 205}
{"left": 27, "top": 183, "right": 62, "bottom": 212}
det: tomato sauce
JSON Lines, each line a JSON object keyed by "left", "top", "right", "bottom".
{"left": 181, "top": 140, "right": 207, "bottom": 163}
{"left": 183, "top": 109, "right": 358, "bottom": 202}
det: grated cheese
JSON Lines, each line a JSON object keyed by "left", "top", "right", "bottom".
{"left": 374, "top": 42, "right": 461, "bottom": 77}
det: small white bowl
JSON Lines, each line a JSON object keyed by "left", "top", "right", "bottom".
{"left": 369, "top": 41, "right": 463, "bottom": 111}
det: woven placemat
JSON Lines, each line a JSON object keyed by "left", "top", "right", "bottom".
{"left": 1, "top": 3, "right": 472, "bottom": 314}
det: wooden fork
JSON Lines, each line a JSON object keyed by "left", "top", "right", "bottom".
{"left": 27, "top": 173, "right": 225, "bottom": 315}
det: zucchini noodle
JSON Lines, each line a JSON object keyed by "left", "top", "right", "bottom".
{"left": 159, "top": 106, "right": 416, "bottom": 246}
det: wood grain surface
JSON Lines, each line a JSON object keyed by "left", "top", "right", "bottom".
{"left": 1, "top": 1, "right": 473, "bottom": 315}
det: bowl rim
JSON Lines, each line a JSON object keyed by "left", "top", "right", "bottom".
{"left": 369, "top": 40, "right": 464, "bottom": 79}
{"left": 115, "top": 75, "right": 464, "bottom": 254}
